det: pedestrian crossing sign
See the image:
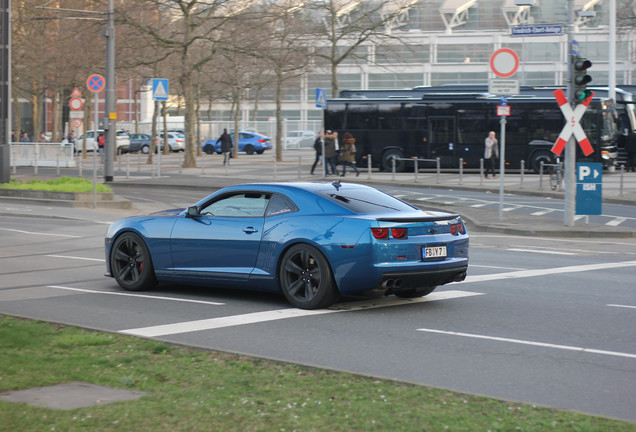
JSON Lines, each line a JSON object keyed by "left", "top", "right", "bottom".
{"left": 152, "top": 79, "right": 169, "bottom": 101}
{"left": 316, "top": 88, "right": 326, "bottom": 109}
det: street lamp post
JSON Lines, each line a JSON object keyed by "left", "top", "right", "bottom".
{"left": 104, "top": 0, "right": 115, "bottom": 182}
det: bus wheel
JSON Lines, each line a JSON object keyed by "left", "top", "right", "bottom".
{"left": 381, "top": 149, "right": 404, "bottom": 172}
{"left": 530, "top": 150, "right": 554, "bottom": 174}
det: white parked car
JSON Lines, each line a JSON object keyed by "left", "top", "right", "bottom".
{"left": 156, "top": 132, "right": 186, "bottom": 152}
{"left": 75, "top": 130, "right": 131, "bottom": 154}
{"left": 285, "top": 130, "right": 315, "bottom": 148}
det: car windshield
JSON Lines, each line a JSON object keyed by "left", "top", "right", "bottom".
{"left": 316, "top": 188, "right": 416, "bottom": 214}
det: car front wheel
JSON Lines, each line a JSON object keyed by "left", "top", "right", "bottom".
{"left": 279, "top": 244, "right": 338, "bottom": 309}
{"left": 110, "top": 232, "right": 157, "bottom": 291}
{"left": 141, "top": 144, "right": 149, "bottom": 154}
{"left": 244, "top": 144, "right": 255, "bottom": 155}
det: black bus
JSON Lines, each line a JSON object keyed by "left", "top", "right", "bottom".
{"left": 325, "top": 85, "right": 633, "bottom": 173}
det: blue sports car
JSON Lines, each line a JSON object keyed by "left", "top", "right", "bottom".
{"left": 105, "top": 182, "right": 469, "bottom": 309}
{"left": 201, "top": 131, "right": 272, "bottom": 155}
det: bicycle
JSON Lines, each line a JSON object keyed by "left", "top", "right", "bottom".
{"left": 548, "top": 158, "right": 563, "bottom": 191}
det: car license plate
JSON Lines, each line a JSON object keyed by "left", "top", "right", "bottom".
{"left": 423, "top": 245, "right": 447, "bottom": 259}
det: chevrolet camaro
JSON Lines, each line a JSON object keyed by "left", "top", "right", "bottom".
{"left": 105, "top": 182, "right": 469, "bottom": 309}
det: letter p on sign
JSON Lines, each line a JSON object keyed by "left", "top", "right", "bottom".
{"left": 579, "top": 165, "right": 591, "bottom": 181}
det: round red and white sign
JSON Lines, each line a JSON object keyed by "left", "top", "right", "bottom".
{"left": 69, "top": 97, "right": 83, "bottom": 111}
{"left": 490, "top": 48, "right": 519, "bottom": 78}
{"left": 72, "top": 119, "right": 82, "bottom": 129}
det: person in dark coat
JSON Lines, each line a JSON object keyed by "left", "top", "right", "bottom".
{"left": 625, "top": 132, "right": 636, "bottom": 172}
{"left": 323, "top": 130, "right": 338, "bottom": 176}
{"left": 340, "top": 132, "right": 359, "bottom": 177}
{"left": 216, "top": 128, "right": 232, "bottom": 165}
{"left": 310, "top": 131, "right": 323, "bottom": 175}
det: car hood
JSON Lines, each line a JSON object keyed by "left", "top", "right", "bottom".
{"left": 150, "top": 208, "right": 186, "bottom": 217}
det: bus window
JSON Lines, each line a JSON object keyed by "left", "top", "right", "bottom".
{"left": 346, "top": 104, "right": 379, "bottom": 130}
{"left": 378, "top": 104, "right": 403, "bottom": 129}
{"left": 404, "top": 105, "right": 427, "bottom": 129}
{"left": 325, "top": 103, "right": 345, "bottom": 130}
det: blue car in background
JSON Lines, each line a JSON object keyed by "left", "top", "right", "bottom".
{"left": 104, "top": 182, "right": 469, "bottom": 309}
{"left": 202, "top": 131, "right": 272, "bottom": 155}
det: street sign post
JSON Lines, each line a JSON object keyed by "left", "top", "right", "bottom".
{"left": 490, "top": 48, "right": 519, "bottom": 78}
{"left": 576, "top": 162, "right": 602, "bottom": 215}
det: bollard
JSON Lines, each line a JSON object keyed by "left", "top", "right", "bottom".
{"left": 391, "top": 156, "right": 396, "bottom": 181}
{"left": 436, "top": 157, "right": 440, "bottom": 184}
{"left": 520, "top": 160, "right": 525, "bottom": 189}
{"left": 414, "top": 158, "right": 418, "bottom": 182}
{"left": 367, "top": 154, "right": 372, "bottom": 180}
{"left": 479, "top": 158, "right": 484, "bottom": 186}
{"left": 459, "top": 158, "right": 463, "bottom": 184}
{"left": 298, "top": 156, "right": 302, "bottom": 179}
{"left": 34, "top": 143, "right": 39, "bottom": 175}
{"left": 79, "top": 153, "right": 83, "bottom": 176}
{"left": 539, "top": 161, "right": 544, "bottom": 190}
{"left": 126, "top": 153, "right": 130, "bottom": 179}
{"left": 273, "top": 154, "right": 277, "bottom": 179}
{"left": 137, "top": 152, "right": 141, "bottom": 173}
{"left": 11, "top": 145, "right": 16, "bottom": 174}
{"left": 56, "top": 151, "right": 60, "bottom": 176}
{"left": 619, "top": 165, "right": 624, "bottom": 196}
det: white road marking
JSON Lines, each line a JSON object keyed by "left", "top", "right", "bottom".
{"left": 0, "top": 228, "right": 81, "bottom": 238}
{"left": 463, "top": 260, "right": 636, "bottom": 284}
{"left": 531, "top": 210, "right": 554, "bottom": 216}
{"left": 46, "top": 254, "right": 105, "bottom": 262}
{"left": 417, "top": 328, "right": 636, "bottom": 360}
{"left": 470, "top": 203, "right": 489, "bottom": 208}
{"left": 506, "top": 248, "right": 577, "bottom": 256}
{"left": 606, "top": 217, "right": 627, "bottom": 227}
{"left": 470, "top": 264, "right": 526, "bottom": 270}
{"left": 120, "top": 290, "right": 484, "bottom": 337}
{"left": 607, "top": 304, "right": 636, "bottom": 310}
{"left": 46, "top": 285, "right": 225, "bottom": 306}
{"left": 503, "top": 207, "right": 519, "bottom": 212}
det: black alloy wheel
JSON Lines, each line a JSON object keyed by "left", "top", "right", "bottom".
{"left": 244, "top": 144, "right": 255, "bottom": 155}
{"left": 279, "top": 244, "right": 338, "bottom": 309}
{"left": 110, "top": 232, "right": 157, "bottom": 291}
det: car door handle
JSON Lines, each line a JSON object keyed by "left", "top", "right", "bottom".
{"left": 243, "top": 227, "right": 259, "bottom": 234}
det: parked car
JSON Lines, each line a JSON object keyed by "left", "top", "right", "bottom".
{"left": 75, "top": 130, "right": 131, "bottom": 154}
{"left": 285, "top": 130, "right": 315, "bottom": 148}
{"left": 201, "top": 131, "right": 272, "bottom": 155}
{"left": 156, "top": 132, "right": 186, "bottom": 152}
{"left": 105, "top": 182, "right": 469, "bottom": 309}
{"left": 128, "top": 133, "right": 152, "bottom": 153}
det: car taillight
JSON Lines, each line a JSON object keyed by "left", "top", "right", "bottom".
{"left": 391, "top": 228, "right": 408, "bottom": 239}
{"left": 371, "top": 228, "right": 389, "bottom": 239}
{"left": 450, "top": 223, "right": 465, "bottom": 235}
{"left": 257, "top": 139, "right": 266, "bottom": 143}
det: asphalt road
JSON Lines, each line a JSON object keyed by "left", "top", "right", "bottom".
{"left": 0, "top": 191, "right": 635, "bottom": 422}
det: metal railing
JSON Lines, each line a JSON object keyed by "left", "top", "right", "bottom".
{"left": 391, "top": 156, "right": 441, "bottom": 183}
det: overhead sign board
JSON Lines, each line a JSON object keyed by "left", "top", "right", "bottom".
{"left": 489, "top": 79, "right": 519, "bottom": 95}
{"left": 511, "top": 24, "right": 564, "bottom": 37}
{"left": 152, "top": 78, "right": 169, "bottom": 101}
{"left": 576, "top": 162, "right": 602, "bottom": 215}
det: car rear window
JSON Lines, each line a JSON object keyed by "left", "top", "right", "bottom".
{"left": 316, "top": 188, "right": 416, "bottom": 214}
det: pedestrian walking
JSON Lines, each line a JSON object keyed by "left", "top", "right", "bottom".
{"left": 340, "top": 132, "right": 359, "bottom": 177}
{"left": 310, "top": 131, "right": 323, "bottom": 175}
{"left": 217, "top": 128, "right": 232, "bottom": 165}
{"left": 323, "top": 130, "right": 338, "bottom": 176}
{"left": 38, "top": 133, "right": 47, "bottom": 142}
{"left": 19, "top": 132, "right": 30, "bottom": 142}
{"left": 484, "top": 131, "right": 499, "bottom": 178}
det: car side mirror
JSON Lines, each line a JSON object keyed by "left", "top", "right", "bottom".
{"left": 186, "top": 206, "right": 200, "bottom": 218}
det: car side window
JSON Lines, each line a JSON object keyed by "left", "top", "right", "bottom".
{"left": 200, "top": 193, "right": 270, "bottom": 217}
{"left": 265, "top": 194, "right": 298, "bottom": 217}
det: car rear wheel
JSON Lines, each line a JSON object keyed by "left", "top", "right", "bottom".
{"left": 394, "top": 286, "right": 436, "bottom": 298}
{"left": 110, "top": 232, "right": 157, "bottom": 292}
{"left": 279, "top": 244, "right": 338, "bottom": 309}
{"left": 244, "top": 144, "right": 255, "bottom": 155}
{"left": 141, "top": 144, "right": 149, "bottom": 154}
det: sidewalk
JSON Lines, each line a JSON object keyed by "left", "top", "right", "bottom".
{"left": 4, "top": 149, "right": 636, "bottom": 238}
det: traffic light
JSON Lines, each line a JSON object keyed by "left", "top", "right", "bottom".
{"left": 573, "top": 57, "right": 592, "bottom": 103}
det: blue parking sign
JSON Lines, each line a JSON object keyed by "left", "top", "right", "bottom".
{"left": 575, "top": 162, "right": 602, "bottom": 215}
{"left": 316, "top": 88, "right": 326, "bottom": 109}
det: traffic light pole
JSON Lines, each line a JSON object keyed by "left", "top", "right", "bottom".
{"left": 564, "top": 0, "right": 576, "bottom": 227}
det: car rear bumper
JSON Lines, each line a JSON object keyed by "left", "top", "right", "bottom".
{"left": 376, "top": 265, "right": 468, "bottom": 292}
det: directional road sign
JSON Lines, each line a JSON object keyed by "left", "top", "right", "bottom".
{"left": 86, "top": 74, "right": 105, "bottom": 93}
{"left": 511, "top": 24, "right": 564, "bottom": 37}
{"left": 551, "top": 88, "right": 594, "bottom": 156}
{"left": 152, "top": 79, "right": 169, "bottom": 101}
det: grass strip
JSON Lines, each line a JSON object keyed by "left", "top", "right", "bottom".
{"left": 0, "top": 176, "right": 112, "bottom": 193}
{"left": 0, "top": 315, "right": 634, "bottom": 432}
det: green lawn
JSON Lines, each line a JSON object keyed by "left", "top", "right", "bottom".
{"left": 0, "top": 176, "right": 111, "bottom": 193}
{"left": 0, "top": 316, "right": 634, "bottom": 432}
